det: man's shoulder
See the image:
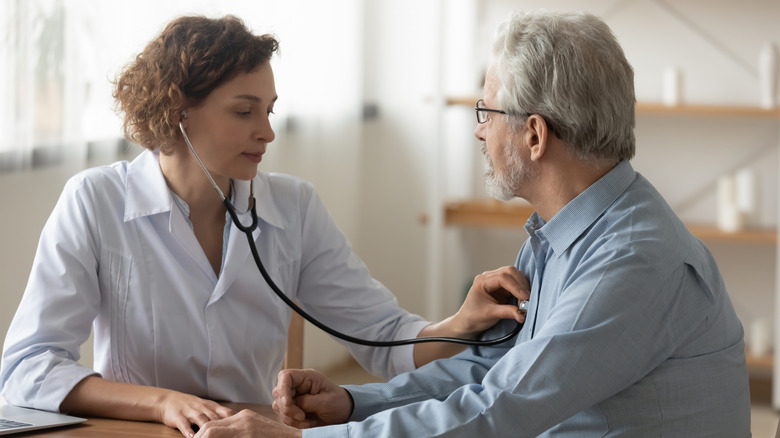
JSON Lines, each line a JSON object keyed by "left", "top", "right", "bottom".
{"left": 584, "top": 181, "right": 698, "bottom": 270}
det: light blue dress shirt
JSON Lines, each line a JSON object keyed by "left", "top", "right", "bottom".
{"left": 0, "top": 149, "right": 429, "bottom": 412}
{"left": 306, "top": 161, "right": 750, "bottom": 437}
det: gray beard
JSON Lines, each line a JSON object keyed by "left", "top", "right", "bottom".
{"left": 484, "top": 166, "right": 515, "bottom": 201}
{"left": 481, "top": 142, "right": 533, "bottom": 201}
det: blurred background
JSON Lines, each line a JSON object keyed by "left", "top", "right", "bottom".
{"left": 1, "top": 0, "right": 779, "bottom": 434}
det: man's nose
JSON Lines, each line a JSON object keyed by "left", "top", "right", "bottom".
{"left": 474, "top": 122, "right": 485, "bottom": 142}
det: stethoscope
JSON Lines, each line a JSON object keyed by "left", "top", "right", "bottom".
{"left": 178, "top": 112, "right": 524, "bottom": 347}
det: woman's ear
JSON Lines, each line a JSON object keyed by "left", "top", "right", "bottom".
{"left": 176, "top": 108, "right": 189, "bottom": 131}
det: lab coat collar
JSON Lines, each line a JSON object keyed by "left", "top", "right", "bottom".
{"left": 124, "top": 149, "right": 173, "bottom": 222}
{"left": 250, "top": 173, "right": 287, "bottom": 230}
{"left": 123, "top": 149, "right": 287, "bottom": 231}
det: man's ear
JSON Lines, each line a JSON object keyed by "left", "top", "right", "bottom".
{"left": 523, "top": 115, "right": 549, "bottom": 161}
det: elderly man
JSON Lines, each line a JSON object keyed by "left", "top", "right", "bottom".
{"left": 196, "top": 9, "right": 750, "bottom": 438}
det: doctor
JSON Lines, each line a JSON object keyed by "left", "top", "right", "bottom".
{"left": 0, "top": 14, "right": 529, "bottom": 438}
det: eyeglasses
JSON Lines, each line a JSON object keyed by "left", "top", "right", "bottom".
{"left": 475, "top": 99, "right": 560, "bottom": 137}
{"left": 475, "top": 99, "right": 507, "bottom": 124}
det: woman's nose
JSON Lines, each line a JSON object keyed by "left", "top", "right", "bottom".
{"left": 258, "top": 115, "right": 275, "bottom": 143}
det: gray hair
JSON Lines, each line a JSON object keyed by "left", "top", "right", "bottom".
{"left": 492, "top": 10, "right": 636, "bottom": 164}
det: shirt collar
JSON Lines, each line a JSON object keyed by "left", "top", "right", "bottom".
{"left": 527, "top": 160, "right": 636, "bottom": 255}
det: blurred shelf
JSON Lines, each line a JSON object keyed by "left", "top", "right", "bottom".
{"left": 445, "top": 96, "right": 780, "bottom": 119}
{"left": 747, "top": 350, "right": 774, "bottom": 372}
{"left": 686, "top": 225, "right": 777, "bottom": 245}
{"left": 635, "top": 103, "right": 780, "bottom": 119}
{"left": 444, "top": 199, "right": 534, "bottom": 228}
{"left": 443, "top": 199, "right": 777, "bottom": 245}
{"left": 445, "top": 96, "right": 481, "bottom": 106}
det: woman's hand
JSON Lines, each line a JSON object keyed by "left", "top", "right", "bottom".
{"left": 412, "top": 266, "right": 531, "bottom": 367}
{"left": 156, "top": 391, "right": 235, "bottom": 437}
{"left": 195, "top": 409, "right": 302, "bottom": 438}
{"left": 453, "top": 265, "right": 531, "bottom": 334}
{"left": 60, "top": 376, "right": 234, "bottom": 438}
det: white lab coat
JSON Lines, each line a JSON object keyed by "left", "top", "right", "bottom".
{"left": 0, "top": 149, "right": 429, "bottom": 411}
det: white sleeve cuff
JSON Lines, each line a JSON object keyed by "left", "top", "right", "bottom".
{"left": 388, "top": 320, "right": 431, "bottom": 375}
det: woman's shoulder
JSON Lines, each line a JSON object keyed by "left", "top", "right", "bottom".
{"left": 257, "top": 171, "right": 311, "bottom": 188}
{"left": 252, "top": 172, "right": 330, "bottom": 229}
{"left": 63, "top": 160, "right": 132, "bottom": 201}
{"left": 256, "top": 171, "right": 317, "bottom": 201}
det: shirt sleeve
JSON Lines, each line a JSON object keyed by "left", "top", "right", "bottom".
{"left": 294, "top": 186, "right": 429, "bottom": 379}
{"left": 304, "top": 245, "right": 720, "bottom": 437}
{"left": 0, "top": 176, "right": 101, "bottom": 412}
{"left": 302, "top": 341, "right": 501, "bottom": 438}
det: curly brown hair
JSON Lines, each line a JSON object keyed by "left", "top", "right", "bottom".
{"left": 113, "top": 15, "right": 279, "bottom": 153}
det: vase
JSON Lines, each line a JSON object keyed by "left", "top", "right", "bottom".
{"left": 759, "top": 42, "right": 779, "bottom": 109}
{"left": 662, "top": 66, "right": 682, "bottom": 106}
{"left": 717, "top": 175, "right": 744, "bottom": 233}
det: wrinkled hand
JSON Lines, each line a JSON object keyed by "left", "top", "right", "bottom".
{"left": 453, "top": 266, "right": 531, "bottom": 334}
{"left": 194, "top": 409, "right": 301, "bottom": 438}
{"left": 272, "top": 369, "right": 352, "bottom": 429}
{"left": 156, "top": 390, "right": 234, "bottom": 437}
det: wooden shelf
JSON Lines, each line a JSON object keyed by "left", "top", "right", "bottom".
{"left": 748, "top": 353, "right": 774, "bottom": 371}
{"left": 746, "top": 350, "right": 774, "bottom": 372}
{"left": 445, "top": 96, "right": 780, "bottom": 119}
{"left": 445, "top": 199, "right": 534, "bottom": 228}
{"left": 446, "top": 96, "right": 481, "bottom": 106}
{"left": 686, "top": 225, "right": 777, "bottom": 245}
{"left": 635, "top": 103, "right": 780, "bottom": 119}
{"left": 444, "top": 199, "right": 777, "bottom": 245}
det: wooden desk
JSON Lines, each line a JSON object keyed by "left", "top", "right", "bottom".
{"left": 14, "top": 403, "right": 278, "bottom": 437}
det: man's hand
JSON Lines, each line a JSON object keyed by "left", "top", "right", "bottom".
{"left": 272, "top": 369, "right": 353, "bottom": 428}
{"left": 454, "top": 266, "right": 531, "bottom": 334}
{"left": 193, "top": 409, "right": 301, "bottom": 438}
